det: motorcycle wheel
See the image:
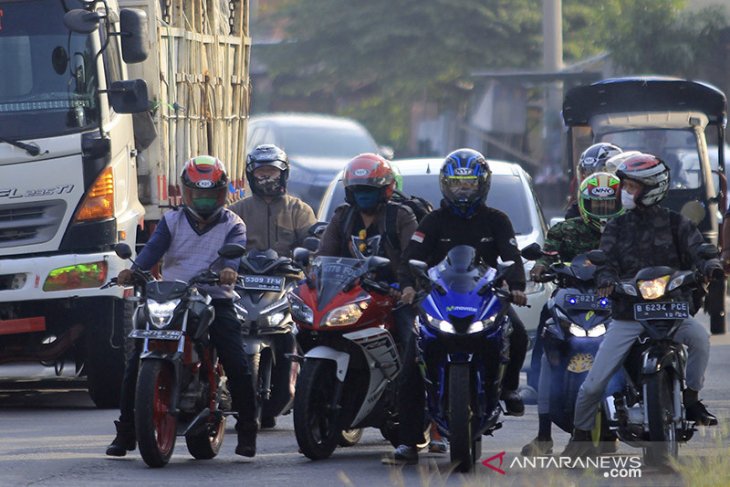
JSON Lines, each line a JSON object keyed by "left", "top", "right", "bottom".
{"left": 449, "top": 363, "right": 475, "bottom": 472}
{"left": 643, "top": 369, "right": 679, "bottom": 467}
{"left": 249, "top": 352, "right": 266, "bottom": 426}
{"left": 338, "top": 428, "right": 364, "bottom": 447}
{"left": 293, "top": 359, "right": 340, "bottom": 460}
{"left": 185, "top": 367, "right": 226, "bottom": 460}
{"left": 135, "top": 360, "right": 177, "bottom": 468}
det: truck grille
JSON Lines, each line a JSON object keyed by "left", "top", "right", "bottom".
{"left": 0, "top": 200, "right": 67, "bottom": 248}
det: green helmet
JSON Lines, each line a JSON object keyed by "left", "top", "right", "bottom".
{"left": 578, "top": 171, "right": 624, "bottom": 232}
{"left": 391, "top": 162, "right": 403, "bottom": 192}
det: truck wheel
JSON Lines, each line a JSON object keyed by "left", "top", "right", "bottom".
{"left": 86, "top": 298, "right": 128, "bottom": 408}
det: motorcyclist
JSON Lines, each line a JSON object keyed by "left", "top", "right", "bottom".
{"left": 229, "top": 144, "right": 317, "bottom": 257}
{"left": 565, "top": 143, "right": 623, "bottom": 219}
{"left": 394, "top": 148, "right": 529, "bottom": 464}
{"left": 317, "top": 153, "right": 422, "bottom": 464}
{"left": 563, "top": 153, "right": 721, "bottom": 458}
{"left": 105, "top": 156, "right": 259, "bottom": 458}
{"left": 522, "top": 171, "right": 623, "bottom": 456}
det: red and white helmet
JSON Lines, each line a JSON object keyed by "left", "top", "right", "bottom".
{"left": 615, "top": 152, "right": 670, "bottom": 207}
{"left": 342, "top": 153, "right": 396, "bottom": 211}
{"left": 180, "top": 155, "right": 229, "bottom": 219}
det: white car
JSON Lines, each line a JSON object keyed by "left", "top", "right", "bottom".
{"left": 317, "top": 158, "right": 554, "bottom": 338}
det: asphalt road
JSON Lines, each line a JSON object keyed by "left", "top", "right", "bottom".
{"left": 0, "top": 322, "right": 728, "bottom": 487}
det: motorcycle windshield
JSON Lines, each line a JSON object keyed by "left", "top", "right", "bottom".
{"left": 147, "top": 280, "right": 188, "bottom": 301}
{"left": 310, "top": 256, "right": 367, "bottom": 309}
{"left": 430, "top": 246, "right": 484, "bottom": 294}
{"left": 568, "top": 254, "right": 598, "bottom": 282}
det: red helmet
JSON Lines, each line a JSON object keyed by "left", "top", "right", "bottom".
{"left": 342, "top": 153, "right": 395, "bottom": 211}
{"left": 181, "top": 155, "right": 229, "bottom": 219}
{"left": 615, "top": 152, "right": 670, "bottom": 207}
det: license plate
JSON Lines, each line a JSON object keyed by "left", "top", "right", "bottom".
{"left": 240, "top": 275, "right": 284, "bottom": 292}
{"left": 129, "top": 329, "right": 183, "bottom": 340}
{"left": 634, "top": 302, "right": 690, "bottom": 320}
{"left": 564, "top": 294, "right": 611, "bottom": 311}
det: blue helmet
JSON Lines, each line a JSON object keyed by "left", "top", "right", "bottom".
{"left": 439, "top": 148, "right": 492, "bottom": 217}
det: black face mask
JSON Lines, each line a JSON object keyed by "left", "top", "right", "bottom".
{"left": 254, "top": 173, "right": 284, "bottom": 196}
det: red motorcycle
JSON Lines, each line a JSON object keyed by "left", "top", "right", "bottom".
{"left": 289, "top": 251, "right": 406, "bottom": 460}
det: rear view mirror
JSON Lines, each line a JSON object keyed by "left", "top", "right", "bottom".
{"left": 64, "top": 9, "right": 101, "bottom": 34}
{"left": 586, "top": 250, "right": 607, "bottom": 266}
{"left": 114, "top": 243, "right": 132, "bottom": 260}
{"left": 119, "top": 9, "right": 149, "bottom": 63}
{"left": 520, "top": 243, "right": 543, "bottom": 261}
{"left": 408, "top": 259, "right": 429, "bottom": 278}
{"left": 365, "top": 256, "right": 390, "bottom": 271}
{"left": 302, "top": 237, "right": 320, "bottom": 252}
{"left": 308, "top": 222, "right": 328, "bottom": 238}
{"left": 218, "top": 243, "right": 246, "bottom": 259}
{"left": 108, "top": 79, "right": 149, "bottom": 113}
{"left": 293, "top": 247, "right": 311, "bottom": 268}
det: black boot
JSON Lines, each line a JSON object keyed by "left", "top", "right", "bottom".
{"left": 260, "top": 416, "right": 276, "bottom": 429}
{"left": 235, "top": 421, "right": 257, "bottom": 457}
{"left": 105, "top": 421, "right": 135, "bottom": 457}
{"left": 501, "top": 389, "right": 525, "bottom": 416}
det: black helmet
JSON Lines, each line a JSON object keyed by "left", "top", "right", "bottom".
{"left": 245, "top": 144, "right": 289, "bottom": 197}
{"left": 578, "top": 142, "right": 623, "bottom": 180}
{"left": 439, "top": 148, "right": 491, "bottom": 218}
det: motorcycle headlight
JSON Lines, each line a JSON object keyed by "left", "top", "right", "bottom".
{"left": 425, "top": 313, "right": 455, "bottom": 334}
{"left": 146, "top": 299, "right": 180, "bottom": 329}
{"left": 288, "top": 293, "right": 313, "bottom": 325}
{"left": 467, "top": 316, "right": 497, "bottom": 334}
{"left": 638, "top": 275, "right": 670, "bottom": 300}
{"left": 586, "top": 323, "right": 607, "bottom": 337}
{"left": 568, "top": 323, "right": 587, "bottom": 337}
{"left": 323, "top": 303, "right": 364, "bottom": 327}
{"left": 267, "top": 312, "right": 287, "bottom": 326}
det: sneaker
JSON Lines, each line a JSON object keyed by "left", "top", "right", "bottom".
{"left": 501, "top": 390, "right": 525, "bottom": 416}
{"left": 105, "top": 421, "right": 135, "bottom": 457}
{"left": 520, "top": 437, "right": 553, "bottom": 456}
{"left": 685, "top": 400, "right": 718, "bottom": 426}
{"left": 428, "top": 438, "right": 448, "bottom": 454}
{"left": 381, "top": 444, "right": 418, "bottom": 465}
{"left": 561, "top": 429, "right": 598, "bottom": 459}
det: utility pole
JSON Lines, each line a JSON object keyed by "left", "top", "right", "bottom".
{"left": 542, "top": 0, "right": 564, "bottom": 168}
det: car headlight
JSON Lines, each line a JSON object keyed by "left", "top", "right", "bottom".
{"left": 323, "top": 303, "right": 366, "bottom": 327}
{"left": 288, "top": 293, "right": 313, "bottom": 325}
{"left": 638, "top": 275, "right": 670, "bottom": 300}
{"left": 267, "top": 312, "right": 287, "bottom": 326}
{"left": 147, "top": 299, "right": 180, "bottom": 329}
{"left": 568, "top": 323, "right": 587, "bottom": 337}
{"left": 467, "top": 316, "right": 497, "bottom": 334}
{"left": 586, "top": 323, "right": 607, "bottom": 337}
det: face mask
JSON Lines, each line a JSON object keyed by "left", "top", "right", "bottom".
{"left": 621, "top": 190, "right": 636, "bottom": 210}
{"left": 352, "top": 188, "right": 381, "bottom": 212}
{"left": 254, "top": 174, "right": 283, "bottom": 196}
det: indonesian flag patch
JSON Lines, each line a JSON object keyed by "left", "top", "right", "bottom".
{"left": 411, "top": 231, "right": 425, "bottom": 243}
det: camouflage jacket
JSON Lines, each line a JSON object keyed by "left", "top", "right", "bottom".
{"left": 536, "top": 217, "right": 601, "bottom": 268}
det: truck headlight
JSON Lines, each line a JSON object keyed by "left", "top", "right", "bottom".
{"left": 638, "top": 275, "right": 670, "bottom": 300}
{"left": 43, "top": 261, "right": 108, "bottom": 291}
{"left": 146, "top": 299, "right": 180, "bottom": 329}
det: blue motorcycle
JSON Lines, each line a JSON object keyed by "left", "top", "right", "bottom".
{"left": 409, "top": 245, "right": 517, "bottom": 472}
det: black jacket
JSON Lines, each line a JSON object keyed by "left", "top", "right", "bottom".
{"left": 398, "top": 202, "right": 526, "bottom": 291}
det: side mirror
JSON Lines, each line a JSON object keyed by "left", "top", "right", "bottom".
{"left": 308, "top": 222, "right": 328, "bottom": 239}
{"left": 218, "top": 243, "right": 246, "bottom": 259}
{"left": 586, "top": 249, "right": 608, "bottom": 266}
{"left": 698, "top": 243, "right": 719, "bottom": 260}
{"left": 520, "top": 243, "right": 543, "bottom": 261}
{"left": 365, "top": 255, "right": 390, "bottom": 271}
{"left": 108, "top": 79, "right": 149, "bottom": 114}
{"left": 408, "top": 259, "right": 429, "bottom": 278}
{"left": 302, "top": 236, "right": 320, "bottom": 252}
{"left": 114, "top": 243, "right": 133, "bottom": 260}
{"left": 64, "top": 9, "right": 101, "bottom": 34}
{"left": 119, "top": 9, "right": 149, "bottom": 63}
{"left": 293, "top": 247, "right": 311, "bottom": 268}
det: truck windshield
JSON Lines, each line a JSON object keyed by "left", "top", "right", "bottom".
{"left": 600, "top": 129, "right": 702, "bottom": 190}
{"left": 0, "top": 0, "right": 99, "bottom": 139}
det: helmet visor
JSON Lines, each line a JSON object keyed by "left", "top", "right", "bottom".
{"left": 186, "top": 187, "right": 225, "bottom": 215}
{"left": 444, "top": 176, "right": 479, "bottom": 199}
{"left": 584, "top": 197, "right": 620, "bottom": 218}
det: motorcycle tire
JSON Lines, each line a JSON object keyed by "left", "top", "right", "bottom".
{"left": 185, "top": 369, "right": 226, "bottom": 460}
{"left": 449, "top": 363, "right": 475, "bottom": 472}
{"left": 249, "top": 351, "right": 265, "bottom": 426}
{"left": 338, "top": 428, "right": 364, "bottom": 447}
{"left": 293, "top": 359, "right": 340, "bottom": 460}
{"left": 643, "top": 369, "right": 679, "bottom": 467}
{"left": 135, "top": 360, "right": 177, "bottom": 468}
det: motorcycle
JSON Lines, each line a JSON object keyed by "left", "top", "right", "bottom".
{"left": 106, "top": 242, "right": 246, "bottom": 468}
{"left": 233, "top": 249, "right": 302, "bottom": 428}
{"left": 409, "top": 245, "right": 519, "bottom": 472}
{"left": 289, "top": 249, "right": 403, "bottom": 460}
{"left": 521, "top": 244, "right": 622, "bottom": 435}
{"left": 590, "top": 245, "right": 718, "bottom": 466}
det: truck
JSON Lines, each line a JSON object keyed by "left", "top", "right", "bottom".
{"left": 562, "top": 76, "right": 727, "bottom": 334}
{"left": 0, "top": 0, "right": 250, "bottom": 407}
